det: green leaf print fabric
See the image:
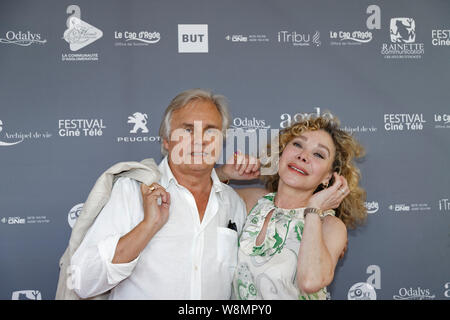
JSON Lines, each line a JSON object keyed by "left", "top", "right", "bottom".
{"left": 234, "top": 193, "right": 329, "bottom": 300}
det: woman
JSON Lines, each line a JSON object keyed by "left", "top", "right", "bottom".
{"left": 216, "top": 114, "right": 367, "bottom": 300}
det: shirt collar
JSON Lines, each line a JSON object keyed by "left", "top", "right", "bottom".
{"left": 159, "top": 156, "right": 225, "bottom": 194}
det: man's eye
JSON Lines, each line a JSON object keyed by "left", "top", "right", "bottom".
{"left": 184, "top": 128, "right": 192, "bottom": 133}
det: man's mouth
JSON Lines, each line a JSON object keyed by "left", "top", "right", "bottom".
{"left": 288, "top": 164, "right": 308, "bottom": 175}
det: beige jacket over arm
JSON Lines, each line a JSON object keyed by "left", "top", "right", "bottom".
{"left": 55, "top": 158, "right": 161, "bottom": 300}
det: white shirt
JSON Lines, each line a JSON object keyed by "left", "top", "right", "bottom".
{"left": 71, "top": 157, "right": 247, "bottom": 300}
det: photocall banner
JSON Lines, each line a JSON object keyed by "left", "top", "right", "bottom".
{"left": 0, "top": 0, "right": 449, "bottom": 300}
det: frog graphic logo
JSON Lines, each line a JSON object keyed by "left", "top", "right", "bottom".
{"left": 390, "top": 18, "right": 416, "bottom": 43}
{"left": 128, "top": 112, "right": 149, "bottom": 134}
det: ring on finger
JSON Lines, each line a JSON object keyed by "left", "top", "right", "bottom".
{"left": 148, "top": 185, "right": 156, "bottom": 192}
{"left": 339, "top": 188, "right": 346, "bottom": 195}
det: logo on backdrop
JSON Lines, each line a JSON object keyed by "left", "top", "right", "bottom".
{"left": 178, "top": 24, "right": 208, "bottom": 53}
{"left": 433, "top": 113, "right": 450, "bottom": 129}
{"left": 68, "top": 203, "right": 84, "bottom": 229}
{"left": 0, "top": 120, "right": 52, "bottom": 146}
{"left": 381, "top": 17, "right": 424, "bottom": 59}
{"left": 365, "top": 201, "right": 379, "bottom": 214}
{"left": 11, "top": 290, "right": 42, "bottom": 300}
{"left": 347, "top": 265, "right": 381, "bottom": 300}
{"left": 117, "top": 112, "right": 161, "bottom": 143}
{"left": 277, "top": 30, "right": 321, "bottom": 47}
{"left": 383, "top": 113, "right": 426, "bottom": 131}
{"left": 58, "top": 119, "right": 106, "bottom": 137}
{"left": 444, "top": 282, "right": 450, "bottom": 298}
{"left": 393, "top": 287, "right": 436, "bottom": 300}
{"left": 1, "top": 215, "right": 50, "bottom": 225}
{"left": 280, "top": 108, "right": 334, "bottom": 128}
{"left": 128, "top": 112, "right": 149, "bottom": 133}
{"left": 388, "top": 202, "right": 431, "bottom": 213}
{"left": 329, "top": 5, "right": 380, "bottom": 46}
{"left": 225, "top": 33, "right": 270, "bottom": 43}
{"left": 0, "top": 31, "right": 47, "bottom": 46}
{"left": 0, "top": 120, "right": 23, "bottom": 146}
{"left": 432, "top": 29, "right": 450, "bottom": 46}
{"left": 230, "top": 117, "right": 270, "bottom": 132}
{"left": 390, "top": 18, "right": 416, "bottom": 43}
{"left": 438, "top": 198, "right": 450, "bottom": 211}
{"left": 114, "top": 30, "right": 161, "bottom": 46}
{"left": 62, "top": 5, "right": 103, "bottom": 61}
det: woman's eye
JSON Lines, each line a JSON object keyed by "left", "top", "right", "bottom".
{"left": 314, "top": 153, "right": 325, "bottom": 159}
{"left": 293, "top": 142, "right": 302, "bottom": 148}
{"left": 184, "top": 128, "right": 192, "bottom": 133}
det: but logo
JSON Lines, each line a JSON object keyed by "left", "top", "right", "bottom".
{"left": 178, "top": 24, "right": 208, "bottom": 53}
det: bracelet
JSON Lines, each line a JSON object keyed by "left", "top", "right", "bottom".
{"left": 304, "top": 207, "right": 336, "bottom": 220}
{"left": 304, "top": 207, "right": 323, "bottom": 219}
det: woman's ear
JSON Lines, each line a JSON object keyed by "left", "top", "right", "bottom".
{"left": 322, "top": 172, "right": 333, "bottom": 186}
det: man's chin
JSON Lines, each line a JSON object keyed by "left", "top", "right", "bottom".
{"left": 170, "top": 156, "right": 217, "bottom": 168}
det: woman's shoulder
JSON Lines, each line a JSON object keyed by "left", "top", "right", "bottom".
{"left": 234, "top": 187, "right": 272, "bottom": 214}
{"left": 322, "top": 215, "right": 347, "bottom": 237}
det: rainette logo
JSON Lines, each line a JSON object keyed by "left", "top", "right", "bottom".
{"left": 390, "top": 18, "right": 416, "bottom": 43}
{"left": 381, "top": 17, "right": 424, "bottom": 59}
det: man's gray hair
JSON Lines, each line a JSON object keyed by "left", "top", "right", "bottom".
{"left": 159, "top": 88, "right": 231, "bottom": 156}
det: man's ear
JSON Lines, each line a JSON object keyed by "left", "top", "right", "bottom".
{"left": 163, "top": 138, "right": 169, "bottom": 152}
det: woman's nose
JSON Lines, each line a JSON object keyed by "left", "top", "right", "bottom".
{"left": 297, "top": 151, "right": 309, "bottom": 162}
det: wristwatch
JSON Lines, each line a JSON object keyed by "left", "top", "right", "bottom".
{"left": 304, "top": 207, "right": 335, "bottom": 220}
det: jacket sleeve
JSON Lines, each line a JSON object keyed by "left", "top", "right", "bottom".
{"left": 70, "top": 177, "right": 144, "bottom": 298}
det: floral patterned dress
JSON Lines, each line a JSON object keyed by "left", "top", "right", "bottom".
{"left": 232, "top": 193, "right": 329, "bottom": 300}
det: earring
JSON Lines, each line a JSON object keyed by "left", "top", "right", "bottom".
{"left": 322, "top": 181, "right": 329, "bottom": 189}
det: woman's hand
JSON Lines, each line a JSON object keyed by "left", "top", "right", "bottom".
{"left": 216, "top": 151, "right": 261, "bottom": 182}
{"left": 140, "top": 183, "right": 171, "bottom": 232}
{"left": 307, "top": 172, "right": 350, "bottom": 211}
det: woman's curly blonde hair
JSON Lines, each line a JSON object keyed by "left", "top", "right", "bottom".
{"left": 261, "top": 114, "right": 367, "bottom": 229}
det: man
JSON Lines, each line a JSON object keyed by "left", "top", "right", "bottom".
{"left": 71, "top": 89, "right": 247, "bottom": 299}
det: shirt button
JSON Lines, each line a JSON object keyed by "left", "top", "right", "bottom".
{"left": 194, "top": 265, "right": 198, "bottom": 271}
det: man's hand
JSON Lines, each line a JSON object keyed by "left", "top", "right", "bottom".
{"left": 307, "top": 172, "right": 350, "bottom": 211}
{"left": 140, "top": 183, "right": 171, "bottom": 232}
{"left": 216, "top": 151, "right": 261, "bottom": 182}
